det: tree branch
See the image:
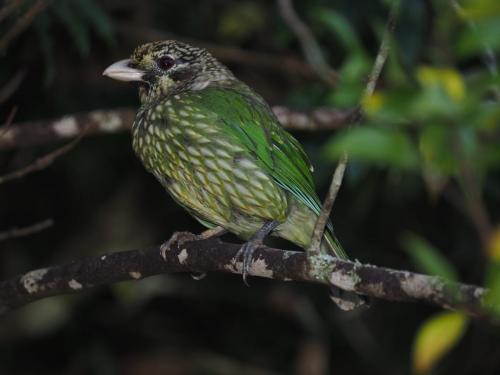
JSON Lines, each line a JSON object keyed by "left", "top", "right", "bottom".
{"left": 0, "top": 233, "right": 489, "bottom": 319}
{"left": 0, "top": 219, "right": 53, "bottom": 242}
{"left": 277, "top": 0, "right": 339, "bottom": 85}
{"left": 0, "top": 107, "right": 357, "bottom": 151}
{"left": 308, "top": 152, "right": 348, "bottom": 257}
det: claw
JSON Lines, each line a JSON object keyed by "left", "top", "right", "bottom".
{"left": 160, "top": 231, "right": 197, "bottom": 260}
{"left": 236, "top": 221, "right": 280, "bottom": 285}
{"left": 236, "top": 239, "right": 263, "bottom": 286}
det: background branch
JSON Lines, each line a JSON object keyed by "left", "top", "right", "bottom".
{"left": 0, "top": 106, "right": 357, "bottom": 151}
{"left": 0, "top": 219, "right": 53, "bottom": 242}
{"left": 277, "top": 0, "right": 339, "bottom": 86}
{"left": 0, "top": 233, "right": 488, "bottom": 319}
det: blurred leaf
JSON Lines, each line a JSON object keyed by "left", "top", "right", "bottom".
{"left": 51, "top": 0, "right": 91, "bottom": 55}
{"left": 419, "top": 124, "right": 457, "bottom": 175}
{"left": 361, "top": 87, "right": 417, "bottom": 123}
{"left": 456, "top": 16, "right": 500, "bottom": 57}
{"left": 487, "top": 226, "right": 500, "bottom": 262}
{"left": 412, "top": 311, "right": 469, "bottom": 375}
{"left": 461, "top": 0, "right": 500, "bottom": 21}
{"left": 417, "top": 66, "right": 465, "bottom": 102}
{"left": 314, "top": 8, "right": 364, "bottom": 54}
{"left": 73, "top": 0, "right": 115, "bottom": 45}
{"left": 34, "top": 13, "right": 56, "bottom": 85}
{"left": 485, "top": 262, "right": 500, "bottom": 316}
{"left": 402, "top": 233, "right": 458, "bottom": 281}
{"left": 418, "top": 124, "right": 456, "bottom": 196}
{"left": 323, "top": 126, "right": 419, "bottom": 170}
{"left": 217, "top": 1, "right": 265, "bottom": 41}
{"left": 18, "top": 298, "right": 71, "bottom": 336}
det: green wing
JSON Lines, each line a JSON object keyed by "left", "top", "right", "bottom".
{"left": 191, "top": 86, "right": 347, "bottom": 259}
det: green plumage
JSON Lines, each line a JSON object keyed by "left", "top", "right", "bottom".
{"left": 115, "top": 40, "right": 348, "bottom": 260}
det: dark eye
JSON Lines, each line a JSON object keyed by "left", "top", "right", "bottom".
{"left": 157, "top": 56, "right": 175, "bottom": 70}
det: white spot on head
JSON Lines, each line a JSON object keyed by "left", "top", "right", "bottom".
{"left": 178, "top": 248, "right": 189, "bottom": 264}
{"left": 68, "top": 279, "right": 83, "bottom": 290}
{"left": 101, "top": 255, "right": 107, "bottom": 260}
{"left": 53, "top": 116, "right": 79, "bottom": 137}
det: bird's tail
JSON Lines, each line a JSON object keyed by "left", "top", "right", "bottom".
{"left": 322, "top": 229, "right": 370, "bottom": 311}
{"left": 322, "top": 228, "right": 349, "bottom": 260}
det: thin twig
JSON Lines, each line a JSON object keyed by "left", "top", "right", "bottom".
{"left": 277, "top": 0, "right": 339, "bottom": 86}
{"left": 308, "top": 152, "right": 348, "bottom": 256}
{"left": 308, "top": 0, "right": 400, "bottom": 257}
{"left": 363, "top": 0, "right": 400, "bottom": 100}
{"left": 0, "top": 0, "right": 23, "bottom": 24}
{"left": 0, "top": 219, "right": 53, "bottom": 242}
{"left": 0, "top": 70, "right": 25, "bottom": 104}
{"left": 0, "top": 234, "right": 490, "bottom": 319}
{"left": 0, "top": 129, "right": 85, "bottom": 185}
{"left": 452, "top": 130, "right": 493, "bottom": 251}
{"left": 0, "top": 106, "right": 18, "bottom": 139}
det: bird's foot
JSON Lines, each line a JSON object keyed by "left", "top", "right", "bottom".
{"left": 160, "top": 227, "right": 226, "bottom": 261}
{"left": 160, "top": 231, "right": 198, "bottom": 261}
{"left": 235, "top": 221, "right": 280, "bottom": 286}
{"left": 236, "top": 238, "right": 263, "bottom": 286}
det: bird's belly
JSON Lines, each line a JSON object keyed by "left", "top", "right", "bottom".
{"left": 133, "top": 121, "right": 288, "bottom": 237}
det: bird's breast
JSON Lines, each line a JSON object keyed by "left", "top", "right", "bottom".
{"left": 131, "top": 98, "right": 288, "bottom": 223}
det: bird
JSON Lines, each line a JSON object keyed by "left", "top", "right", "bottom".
{"left": 103, "top": 40, "right": 365, "bottom": 309}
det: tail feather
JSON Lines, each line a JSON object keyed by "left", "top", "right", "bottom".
{"left": 322, "top": 229, "right": 370, "bottom": 311}
{"left": 322, "top": 229, "right": 349, "bottom": 260}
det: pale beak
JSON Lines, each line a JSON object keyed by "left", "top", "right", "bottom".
{"left": 102, "top": 59, "right": 145, "bottom": 82}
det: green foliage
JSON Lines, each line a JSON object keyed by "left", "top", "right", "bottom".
{"left": 412, "top": 311, "right": 469, "bottom": 375}
{"left": 402, "top": 233, "right": 458, "bottom": 281}
{"left": 313, "top": 8, "right": 371, "bottom": 107}
{"left": 324, "top": 126, "right": 419, "bottom": 169}
{"left": 217, "top": 1, "right": 266, "bottom": 41}
{"left": 2, "top": 0, "right": 114, "bottom": 85}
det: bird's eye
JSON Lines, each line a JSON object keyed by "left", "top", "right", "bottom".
{"left": 157, "top": 56, "right": 175, "bottom": 70}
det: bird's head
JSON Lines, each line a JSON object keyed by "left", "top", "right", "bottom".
{"left": 103, "top": 40, "right": 234, "bottom": 102}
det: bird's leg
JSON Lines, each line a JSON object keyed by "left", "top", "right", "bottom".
{"left": 236, "top": 221, "right": 280, "bottom": 285}
{"left": 198, "top": 226, "right": 227, "bottom": 240}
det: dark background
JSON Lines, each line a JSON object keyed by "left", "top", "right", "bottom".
{"left": 1, "top": 0, "right": 499, "bottom": 374}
